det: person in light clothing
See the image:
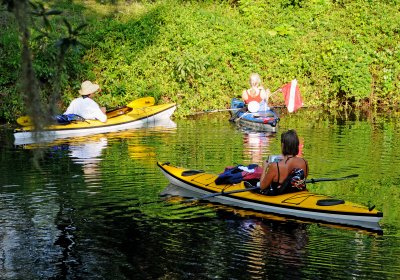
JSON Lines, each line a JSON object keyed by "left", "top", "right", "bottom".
{"left": 242, "top": 73, "right": 270, "bottom": 110}
{"left": 64, "top": 80, "right": 107, "bottom": 122}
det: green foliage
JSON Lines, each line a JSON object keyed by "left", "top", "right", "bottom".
{"left": 0, "top": 0, "right": 89, "bottom": 122}
{"left": 0, "top": 17, "right": 19, "bottom": 86}
{"left": 268, "top": 24, "right": 296, "bottom": 37}
{"left": 281, "top": 0, "right": 305, "bottom": 8}
{"left": 0, "top": 12, "right": 22, "bottom": 121}
{"left": 238, "top": 0, "right": 267, "bottom": 19}
{"left": 1, "top": 0, "right": 400, "bottom": 121}
{"left": 173, "top": 52, "right": 210, "bottom": 87}
{"left": 0, "top": 87, "right": 24, "bottom": 121}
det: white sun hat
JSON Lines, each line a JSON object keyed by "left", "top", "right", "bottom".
{"left": 79, "top": 80, "right": 100, "bottom": 96}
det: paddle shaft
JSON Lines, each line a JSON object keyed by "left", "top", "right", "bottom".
{"left": 306, "top": 174, "right": 358, "bottom": 183}
{"left": 204, "top": 108, "right": 238, "bottom": 113}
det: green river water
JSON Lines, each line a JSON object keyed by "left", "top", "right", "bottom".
{"left": 1, "top": 108, "right": 400, "bottom": 279}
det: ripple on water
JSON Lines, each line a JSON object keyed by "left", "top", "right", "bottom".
{"left": 1, "top": 113, "right": 400, "bottom": 279}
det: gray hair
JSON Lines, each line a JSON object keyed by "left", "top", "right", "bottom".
{"left": 249, "top": 73, "right": 262, "bottom": 87}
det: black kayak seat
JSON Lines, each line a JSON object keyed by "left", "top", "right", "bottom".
{"left": 316, "top": 199, "right": 345, "bottom": 206}
{"left": 182, "top": 170, "right": 205, "bottom": 176}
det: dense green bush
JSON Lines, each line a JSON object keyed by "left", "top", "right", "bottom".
{"left": 0, "top": 12, "right": 23, "bottom": 120}
{"left": 1, "top": 0, "right": 400, "bottom": 122}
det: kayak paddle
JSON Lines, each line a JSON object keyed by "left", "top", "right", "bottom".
{"left": 107, "top": 97, "right": 156, "bottom": 118}
{"left": 126, "top": 96, "right": 155, "bottom": 109}
{"left": 306, "top": 174, "right": 359, "bottom": 183}
{"left": 16, "top": 115, "right": 33, "bottom": 126}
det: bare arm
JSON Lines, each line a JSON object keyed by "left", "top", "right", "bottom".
{"left": 260, "top": 162, "right": 276, "bottom": 191}
{"left": 260, "top": 88, "right": 270, "bottom": 101}
{"left": 303, "top": 159, "right": 309, "bottom": 177}
{"left": 93, "top": 103, "right": 107, "bottom": 123}
{"left": 242, "top": 90, "right": 249, "bottom": 102}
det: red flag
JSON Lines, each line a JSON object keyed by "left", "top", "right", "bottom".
{"left": 281, "top": 79, "right": 303, "bottom": 113}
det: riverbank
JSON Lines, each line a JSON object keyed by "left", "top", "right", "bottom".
{"left": 1, "top": 0, "right": 399, "bottom": 122}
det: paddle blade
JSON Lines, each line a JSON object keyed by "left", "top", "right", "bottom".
{"left": 343, "top": 174, "right": 359, "bottom": 179}
{"left": 17, "top": 116, "right": 33, "bottom": 126}
{"left": 281, "top": 79, "right": 303, "bottom": 113}
{"left": 127, "top": 97, "right": 155, "bottom": 109}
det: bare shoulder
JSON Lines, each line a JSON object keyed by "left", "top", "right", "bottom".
{"left": 300, "top": 157, "right": 308, "bottom": 165}
{"left": 267, "top": 162, "right": 278, "bottom": 171}
{"left": 293, "top": 157, "right": 308, "bottom": 171}
{"left": 286, "top": 157, "right": 306, "bottom": 167}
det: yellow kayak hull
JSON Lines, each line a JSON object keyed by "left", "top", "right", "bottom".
{"left": 157, "top": 162, "right": 383, "bottom": 231}
{"left": 14, "top": 103, "right": 176, "bottom": 145}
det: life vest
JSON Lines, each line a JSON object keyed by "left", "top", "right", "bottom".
{"left": 263, "top": 167, "right": 307, "bottom": 196}
{"left": 244, "top": 89, "right": 263, "bottom": 104}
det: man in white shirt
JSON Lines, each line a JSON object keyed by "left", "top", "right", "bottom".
{"left": 64, "top": 80, "right": 107, "bottom": 122}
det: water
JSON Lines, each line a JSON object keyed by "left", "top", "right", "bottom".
{"left": 1, "top": 109, "right": 400, "bottom": 279}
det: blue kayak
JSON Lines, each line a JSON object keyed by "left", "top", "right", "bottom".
{"left": 229, "top": 98, "right": 280, "bottom": 132}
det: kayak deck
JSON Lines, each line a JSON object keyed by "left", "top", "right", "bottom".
{"left": 157, "top": 162, "right": 383, "bottom": 231}
{"left": 229, "top": 98, "right": 279, "bottom": 132}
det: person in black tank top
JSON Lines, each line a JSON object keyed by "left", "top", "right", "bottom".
{"left": 259, "top": 130, "right": 309, "bottom": 195}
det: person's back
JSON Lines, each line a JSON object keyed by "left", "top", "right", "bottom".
{"left": 260, "top": 129, "right": 308, "bottom": 195}
{"left": 64, "top": 81, "right": 107, "bottom": 123}
{"left": 275, "top": 156, "right": 308, "bottom": 184}
{"left": 241, "top": 73, "right": 271, "bottom": 113}
{"left": 65, "top": 96, "right": 106, "bottom": 122}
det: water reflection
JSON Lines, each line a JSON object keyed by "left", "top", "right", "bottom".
{"left": 239, "top": 219, "right": 308, "bottom": 279}
{"left": 69, "top": 137, "right": 107, "bottom": 179}
{"left": 242, "top": 131, "right": 273, "bottom": 164}
{"left": 49, "top": 138, "right": 108, "bottom": 275}
{"left": 2, "top": 112, "right": 400, "bottom": 279}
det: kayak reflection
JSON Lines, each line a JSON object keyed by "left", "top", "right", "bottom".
{"left": 68, "top": 137, "right": 108, "bottom": 178}
{"left": 239, "top": 218, "right": 308, "bottom": 277}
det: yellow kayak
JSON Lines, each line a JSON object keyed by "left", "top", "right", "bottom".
{"left": 157, "top": 162, "right": 383, "bottom": 231}
{"left": 14, "top": 99, "right": 176, "bottom": 145}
